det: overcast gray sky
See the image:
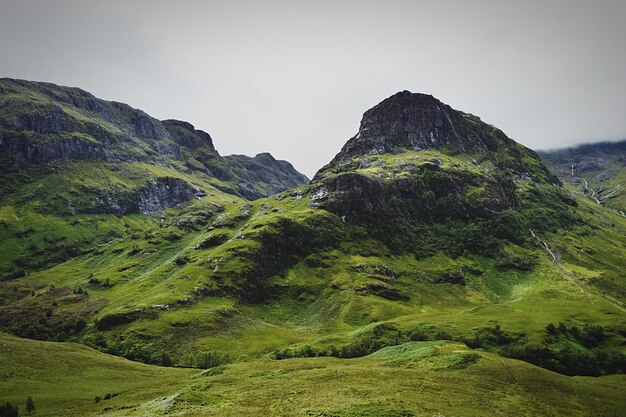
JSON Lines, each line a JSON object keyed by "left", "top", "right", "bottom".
{"left": 1, "top": 0, "right": 625, "bottom": 177}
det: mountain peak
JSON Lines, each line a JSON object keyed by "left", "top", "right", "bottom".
{"left": 254, "top": 152, "right": 276, "bottom": 161}
{"left": 314, "top": 91, "right": 530, "bottom": 181}
{"left": 356, "top": 90, "right": 449, "bottom": 143}
{"left": 314, "top": 90, "right": 558, "bottom": 188}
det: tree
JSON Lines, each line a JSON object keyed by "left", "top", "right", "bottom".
{"left": 160, "top": 352, "right": 172, "bottom": 367}
{"left": 26, "top": 396, "right": 35, "bottom": 415}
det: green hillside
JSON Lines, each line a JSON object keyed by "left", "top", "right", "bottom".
{"left": 1, "top": 85, "right": 625, "bottom": 416}
{"left": 0, "top": 332, "right": 196, "bottom": 416}
{"left": 0, "top": 78, "right": 308, "bottom": 278}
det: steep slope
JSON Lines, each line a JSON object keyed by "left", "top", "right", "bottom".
{"left": 0, "top": 78, "right": 307, "bottom": 277}
{"left": 538, "top": 140, "right": 626, "bottom": 214}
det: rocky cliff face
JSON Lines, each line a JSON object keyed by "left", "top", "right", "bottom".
{"left": 0, "top": 78, "right": 308, "bottom": 208}
{"left": 82, "top": 177, "right": 205, "bottom": 216}
{"left": 309, "top": 91, "right": 572, "bottom": 253}
{"left": 0, "top": 79, "right": 176, "bottom": 168}
{"left": 316, "top": 91, "right": 554, "bottom": 182}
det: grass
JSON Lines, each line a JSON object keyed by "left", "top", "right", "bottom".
{"left": 3, "top": 190, "right": 624, "bottom": 366}
{"left": 1, "top": 332, "right": 624, "bottom": 416}
{"left": 1, "top": 79, "right": 626, "bottom": 415}
{"left": 0, "top": 332, "right": 196, "bottom": 417}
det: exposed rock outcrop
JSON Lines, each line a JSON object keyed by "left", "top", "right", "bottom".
{"left": 83, "top": 177, "right": 204, "bottom": 215}
{"left": 576, "top": 157, "right": 609, "bottom": 173}
{"left": 315, "top": 91, "right": 552, "bottom": 182}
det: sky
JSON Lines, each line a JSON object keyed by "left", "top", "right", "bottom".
{"left": 1, "top": 0, "right": 625, "bottom": 177}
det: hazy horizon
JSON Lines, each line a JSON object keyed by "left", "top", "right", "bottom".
{"left": 2, "top": 0, "right": 625, "bottom": 177}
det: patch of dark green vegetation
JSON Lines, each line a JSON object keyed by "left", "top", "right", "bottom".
{"left": 501, "top": 323, "right": 626, "bottom": 376}
{"left": 369, "top": 185, "right": 578, "bottom": 260}
{"left": 0, "top": 402, "right": 19, "bottom": 417}
{"left": 86, "top": 332, "right": 231, "bottom": 368}
{"left": 272, "top": 321, "right": 625, "bottom": 377}
{"left": 457, "top": 323, "right": 626, "bottom": 377}
{"left": 0, "top": 286, "right": 89, "bottom": 341}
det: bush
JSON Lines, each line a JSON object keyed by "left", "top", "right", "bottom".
{"left": 160, "top": 352, "right": 173, "bottom": 366}
{"left": 408, "top": 329, "right": 428, "bottom": 341}
{"left": 0, "top": 402, "right": 18, "bottom": 417}
{"left": 502, "top": 344, "right": 626, "bottom": 376}
{"left": 181, "top": 350, "right": 230, "bottom": 369}
{"left": 459, "top": 325, "right": 520, "bottom": 349}
{"left": 544, "top": 322, "right": 605, "bottom": 348}
{"left": 501, "top": 323, "right": 619, "bottom": 376}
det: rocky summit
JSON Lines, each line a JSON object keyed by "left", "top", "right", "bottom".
{"left": 0, "top": 83, "right": 625, "bottom": 417}
{"left": 316, "top": 91, "right": 555, "bottom": 181}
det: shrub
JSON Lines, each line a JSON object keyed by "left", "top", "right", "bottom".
{"left": 181, "top": 350, "right": 231, "bottom": 369}
{"left": 0, "top": 402, "right": 19, "bottom": 417}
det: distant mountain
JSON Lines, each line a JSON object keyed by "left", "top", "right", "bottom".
{"left": 538, "top": 140, "right": 626, "bottom": 214}
{"left": 0, "top": 78, "right": 308, "bottom": 202}
{"left": 223, "top": 152, "right": 309, "bottom": 199}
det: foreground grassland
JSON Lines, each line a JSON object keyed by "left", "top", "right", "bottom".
{"left": 0, "top": 332, "right": 196, "bottom": 416}
{"left": 1, "top": 332, "right": 624, "bottom": 417}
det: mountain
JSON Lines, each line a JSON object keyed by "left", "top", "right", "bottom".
{"left": 223, "top": 152, "right": 309, "bottom": 199}
{"left": 311, "top": 91, "right": 572, "bottom": 257}
{"left": 0, "top": 78, "right": 308, "bottom": 277}
{"left": 0, "top": 78, "right": 307, "bottom": 201}
{"left": 538, "top": 140, "right": 626, "bottom": 214}
{"left": 0, "top": 86, "right": 625, "bottom": 416}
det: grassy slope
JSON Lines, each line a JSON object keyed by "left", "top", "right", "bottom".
{"left": 0, "top": 332, "right": 196, "bottom": 417}
{"left": 2, "top": 149, "right": 625, "bottom": 364}
{"left": 1, "top": 332, "right": 624, "bottom": 417}
{"left": 0, "top": 159, "right": 246, "bottom": 276}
